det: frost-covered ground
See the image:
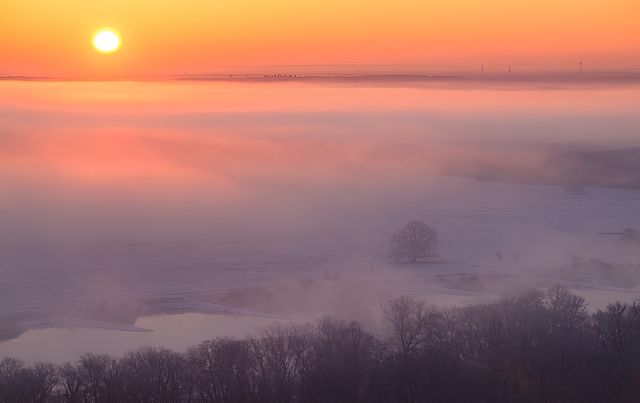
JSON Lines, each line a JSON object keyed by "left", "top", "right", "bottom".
{"left": 1, "top": 177, "right": 639, "bottom": 362}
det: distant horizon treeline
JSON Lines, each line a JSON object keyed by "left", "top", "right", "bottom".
{"left": 1, "top": 286, "right": 640, "bottom": 403}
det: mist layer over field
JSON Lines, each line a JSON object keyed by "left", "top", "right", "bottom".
{"left": 1, "top": 79, "right": 639, "bottom": 361}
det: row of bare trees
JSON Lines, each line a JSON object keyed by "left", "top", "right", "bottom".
{"left": 2, "top": 286, "right": 640, "bottom": 403}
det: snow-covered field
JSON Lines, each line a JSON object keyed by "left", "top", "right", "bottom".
{"left": 1, "top": 177, "right": 639, "bottom": 362}
{"left": 1, "top": 80, "right": 639, "bottom": 362}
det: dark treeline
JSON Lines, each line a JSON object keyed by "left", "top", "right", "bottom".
{"left": 2, "top": 286, "right": 640, "bottom": 403}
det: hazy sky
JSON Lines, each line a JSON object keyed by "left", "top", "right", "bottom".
{"left": 1, "top": 0, "right": 639, "bottom": 76}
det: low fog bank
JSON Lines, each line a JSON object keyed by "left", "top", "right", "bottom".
{"left": 1, "top": 80, "right": 639, "bottom": 350}
{"left": 2, "top": 153, "right": 640, "bottom": 342}
{"left": 450, "top": 145, "right": 640, "bottom": 190}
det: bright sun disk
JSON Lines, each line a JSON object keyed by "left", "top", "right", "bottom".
{"left": 93, "top": 29, "right": 121, "bottom": 54}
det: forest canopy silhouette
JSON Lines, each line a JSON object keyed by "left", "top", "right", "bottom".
{"left": 2, "top": 286, "right": 639, "bottom": 403}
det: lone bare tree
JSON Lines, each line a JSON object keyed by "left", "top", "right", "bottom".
{"left": 390, "top": 220, "right": 439, "bottom": 263}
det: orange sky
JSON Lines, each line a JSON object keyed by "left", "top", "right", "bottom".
{"left": 1, "top": 0, "right": 639, "bottom": 77}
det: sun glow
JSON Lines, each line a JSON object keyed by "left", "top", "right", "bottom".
{"left": 92, "top": 29, "right": 121, "bottom": 54}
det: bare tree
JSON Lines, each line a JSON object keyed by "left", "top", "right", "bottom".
{"left": 186, "top": 338, "right": 255, "bottom": 402}
{"left": 593, "top": 301, "right": 640, "bottom": 360}
{"left": 59, "top": 362, "right": 84, "bottom": 403}
{"left": 382, "top": 296, "right": 442, "bottom": 355}
{"left": 545, "top": 285, "right": 587, "bottom": 334}
{"left": 390, "top": 221, "right": 439, "bottom": 263}
{"left": 25, "top": 363, "right": 59, "bottom": 402}
{"left": 0, "top": 358, "right": 26, "bottom": 402}
{"left": 119, "top": 346, "right": 187, "bottom": 402}
{"left": 251, "top": 323, "right": 312, "bottom": 402}
{"left": 77, "top": 353, "right": 121, "bottom": 403}
{"left": 311, "top": 317, "right": 375, "bottom": 402}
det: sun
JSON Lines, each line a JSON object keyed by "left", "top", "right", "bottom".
{"left": 92, "top": 29, "right": 121, "bottom": 54}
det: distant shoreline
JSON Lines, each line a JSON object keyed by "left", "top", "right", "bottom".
{"left": 2, "top": 71, "right": 640, "bottom": 85}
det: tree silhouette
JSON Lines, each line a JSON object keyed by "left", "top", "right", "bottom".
{"left": 390, "top": 220, "right": 439, "bottom": 263}
{"left": 2, "top": 288, "right": 640, "bottom": 402}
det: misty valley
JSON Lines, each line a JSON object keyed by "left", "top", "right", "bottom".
{"left": 1, "top": 78, "right": 640, "bottom": 402}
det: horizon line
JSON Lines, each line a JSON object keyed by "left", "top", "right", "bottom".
{"left": 2, "top": 69, "right": 640, "bottom": 84}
